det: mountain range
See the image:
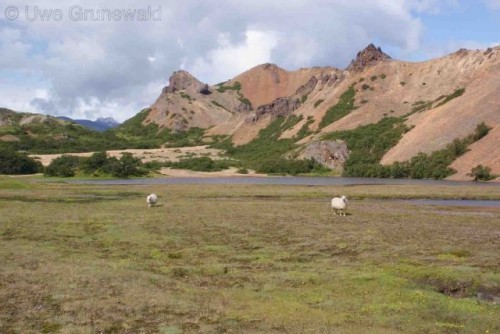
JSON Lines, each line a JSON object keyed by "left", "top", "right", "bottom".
{"left": 56, "top": 116, "right": 120, "bottom": 132}
{"left": 138, "top": 44, "right": 499, "bottom": 180}
{"left": 1, "top": 44, "right": 499, "bottom": 180}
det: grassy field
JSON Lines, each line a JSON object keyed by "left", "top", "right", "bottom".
{"left": 0, "top": 177, "right": 499, "bottom": 333}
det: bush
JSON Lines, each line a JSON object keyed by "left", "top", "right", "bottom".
{"left": 314, "top": 99, "right": 324, "bottom": 108}
{"left": 104, "top": 153, "right": 147, "bottom": 178}
{"left": 256, "top": 158, "right": 328, "bottom": 175}
{"left": 471, "top": 122, "right": 490, "bottom": 141}
{"left": 167, "top": 157, "right": 232, "bottom": 172}
{"left": 467, "top": 165, "right": 495, "bottom": 181}
{"left": 319, "top": 85, "right": 356, "bottom": 128}
{"left": 435, "top": 88, "right": 465, "bottom": 108}
{"left": 0, "top": 148, "right": 43, "bottom": 174}
{"left": 81, "top": 151, "right": 109, "bottom": 174}
{"left": 44, "top": 155, "right": 82, "bottom": 177}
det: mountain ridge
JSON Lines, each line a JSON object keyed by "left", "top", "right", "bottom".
{"left": 1, "top": 44, "right": 499, "bottom": 180}
{"left": 138, "top": 44, "right": 499, "bottom": 180}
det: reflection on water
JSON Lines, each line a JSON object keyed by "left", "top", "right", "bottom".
{"left": 70, "top": 176, "right": 499, "bottom": 187}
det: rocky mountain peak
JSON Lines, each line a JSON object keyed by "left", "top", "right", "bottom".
{"left": 164, "top": 70, "right": 204, "bottom": 93}
{"left": 347, "top": 43, "right": 391, "bottom": 72}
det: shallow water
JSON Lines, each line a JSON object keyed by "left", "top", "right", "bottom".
{"left": 404, "top": 199, "right": 500, "bottom": 208}
{"left": 70, "top": 176, "right": 499, "bottom": 187}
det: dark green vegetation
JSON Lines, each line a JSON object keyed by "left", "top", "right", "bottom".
{"left": 313, "top": 99, "right": 324, "bottom": 108}
{"left": 0, "top": 180, "right": 499, "bottom": 333}
{"left": 0, "top": 108, "right": 207, "bottom": 154}
{"left": 408, "top": 88, "right": 466, "bottom": 116}
{"left": 44, "top": 152, "right": 148, "bottom": 178}
{"left": 323, "top": 117, "right": 409, "bottom": 177}
{"left": 0, "top": 108, "right": 129, "bottom": 153}
{"left": 0, "top": 148, "right": 43, "bottom": 174}
{"left": 384, "top": 123, "right": 490, "bottom": 179}
{"left": 165, "top": 157, "right": 233, "bottom": 172}
{"left": 319, "top": 85, "right": 356, "bottom": 129}
{"left": 435, "top": 88, "right": 465, "bottom": 108}
{"left": 211, "top": 101, "right": 227, "bottom": 110}
{"left": 296, "top": 116, "right": 315, "bottom": 139}
{"left": 212, "top": 115, "right": 323, "bottom": 175}
{"left": 323, "top": 115, "right": 491, "bottom": 179}
{"left": 215, "top": 81, "right": 241, "bottom": 93}
{"left": 113, "top": 109, "right": 206, "bottom": 148}
{"left": 179, "top": 92, "right": 193, "bottom": 101}
{"left": 468, "top": 165, "right": 495, "bottom": 181}
{"left": 256, "top": 158, "right": 328, "bottom": 175}
{"left": 215, "top": 81, "right": 253, "bottom": 110}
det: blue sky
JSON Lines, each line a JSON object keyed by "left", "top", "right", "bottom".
{"left": 0, "top": 0, "right": 498, "bottom": 121}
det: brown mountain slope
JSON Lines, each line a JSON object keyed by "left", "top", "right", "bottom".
{"left": 141, "top": 45, "right": 499, "bottom": 180}
{"left": 380, "top": 47, "right": 500, "bottom": 179}
{"left": 145, "top": 70, "right": 252, "bottom": 132}
{"left": 228, "top": 63, "right": 335, "bottom": 108}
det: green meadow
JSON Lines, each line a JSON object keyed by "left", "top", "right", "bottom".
{"left": 0, "top": 177, "right": 499, "bottom": 333}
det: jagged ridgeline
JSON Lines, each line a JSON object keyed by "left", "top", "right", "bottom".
{"left": 1, "top": 43, "right": 499, "bottom": 179}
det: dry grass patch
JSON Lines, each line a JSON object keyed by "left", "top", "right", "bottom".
{"left": 0, "top": 179, "right": 499, "bottom": 333}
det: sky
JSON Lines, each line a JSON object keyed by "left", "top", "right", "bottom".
{"left": 0, "top": 0, "right": 498, "bottom": 122}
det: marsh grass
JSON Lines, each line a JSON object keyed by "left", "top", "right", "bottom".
{"left": 0, "top": 179, "right": 499, "bottom": 333}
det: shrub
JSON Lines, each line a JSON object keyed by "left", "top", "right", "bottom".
{"left": 435, "top": 88, "right": 465, "bottom": 108}
{"left": 238, "top": 97, "right": 252, "bottom": 109}
{"left": 314, "top": 99, "right": 324, "bottom": 108}
{"left": 0, "top": 148, "right": 43, "bottom": 174}
{"left": 81, "top": 151, "right": 109, "bottom": 174}
{"left": 216, "top": 81, "right": 241, "bottom": 93}
{"left": 256, "top": 158, "right": 328, "bottom": 175}
{"left": 471, "top": 122, "right": 490, "bottom": 141}
{"left": 167, "top": 157, "right": 232, "bottom": 172}
{"left": 180, "top": 92, "right": 192, "bottom": 101}
{"left": 237, "top": 168, "right": 249, "bottom": 174}
{"left": 319, "top": 85, "right": 356, "bottom": 128}
{"left": 467, "top": 165, "right": 495, "bottom": 181}
{"left": 103, "top": 153, "right": 147, "bottom": 178}
{"left": 370, "top": 75, "right": 378, "bottom": 81}
{"left": 211, "top": 101, "right": 227, "bottom": 110}
{"left": 44, "top": 155, "right": 82, "bottom": 177}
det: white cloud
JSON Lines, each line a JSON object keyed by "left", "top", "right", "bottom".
{"left": 189, "top": 30, "right": 279, "bottom": 83}
{"left": 0, "top": 0, "right": 491, "bottom": 122}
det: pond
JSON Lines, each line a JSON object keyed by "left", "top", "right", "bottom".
{"left": 404, "top": 199, "right": 500, "bottom": 208}
{"left": 70, "top": 176, "right": 499, "bottom": 187}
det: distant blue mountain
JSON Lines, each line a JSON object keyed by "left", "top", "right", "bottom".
{"left": 57, "top": 116, "right": 120, "bottom": 132}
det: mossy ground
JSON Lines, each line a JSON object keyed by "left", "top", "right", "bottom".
{"left": 0, "top": 177, "right": 499, "bottom": 333}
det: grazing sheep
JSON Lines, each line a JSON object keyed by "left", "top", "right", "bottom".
{"left": 331, "top": 195, "right": 348, "bottom": 216}
{"left": 147, "top": 193, "right": 158, "bottom": 208}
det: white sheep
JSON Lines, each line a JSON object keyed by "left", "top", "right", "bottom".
{"left": 146, "top": 193, "right": 158, "bottom": 208}
{"left": 331, "top": 195, "right": 348, "bottom": 216}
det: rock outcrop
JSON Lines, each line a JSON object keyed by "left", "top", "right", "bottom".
{"left": 163, "top": 70, "right": 204, "bottom": 94}
{"left": 347, "top": 44, "right": 391, "bottom": 72}
{"left": 298, "top": 140, "right": 350, "bottom": 169}
{"left": 254, "top": 97, "right": 301, "bottom": 121}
